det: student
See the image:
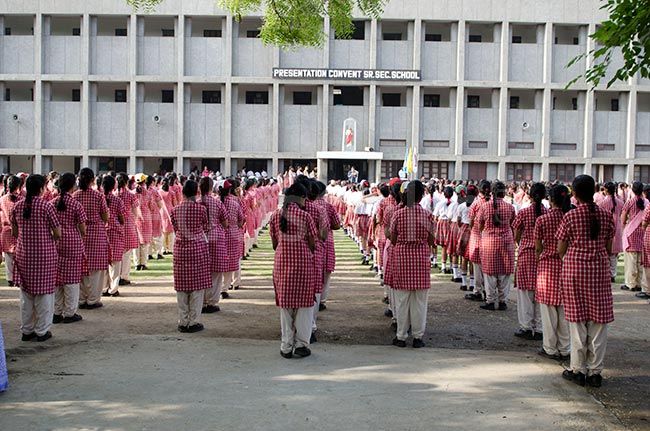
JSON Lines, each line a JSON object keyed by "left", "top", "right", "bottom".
{"left": 115, "top": 173, "right": 140, "bottom": 285}
{"left": 535, "top": 184, "right": 571, "bottom": 361}
{"left": 219, "top": 179, "right": 245, "bottom": 297}
{"left": 620, "top": 181, "right": 647, "bottom": 292}
{"left": 456, "top": 185, "right": 478, "bottom": 291}
{"left": 597, "top": 182, "right": 624, "bottom": 282}
{"left": 159, "top": 177, "right": 176, "bottom": 255}
{"left": 12, "top": 175, "right": 61, "bottom": 342}
{"left": 512, "top": 182, "right": 547, "bottom": 340}
{"left": 170, "top": 180, "right": 211, "bottom": 333}
{"left": 558, "top": 174, "right": 614, "bottom": 388}
{"left": 74, "top": 168, "right": 109, "bottom": 309}
{"left": 478, "top": 181, "right": 516, "bottom": 311}
{"left": 317, "top": 181, "right": 341, "bottom": 311}
{"left": 269, "top": 183, "right": 318, "bottom": 359}
{"left": 465, "top": 180, "right": 491, "bottom": 302}
{"left": 52, "top": 173, "right": 87, "bottom": 324}
{"left": 101, "top": 175, "right": 126, "bottom": 297}
{"left": 641, "top": 187, "right": 650, "bottom": 300}
{"left": 389, "top": 181, "right": 436, "bottom": 348}
{"left": 433, "top": 186, "right": 455, "bottom": 273}
{"left": 134, "top": 174, "right": 152, "bottom": 271}
{"left": 0, "top": 175, "right": 21, "bottom": 286}
{"left": 147, "top": 175, "right": 165, "bottom": 260}
{"left": 382, "top": 181, "right": 403, "bottom": 325}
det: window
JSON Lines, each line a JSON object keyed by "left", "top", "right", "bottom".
{"left": 423, "top": 94, "right": 440, "bottom": 108}
{"left": 333, "top": 86, "right": 363, "bottom": 106}
{"left": 203, "top": 29, "right": 222, "bottom": 37}
{"left": 549, "top": 164, "right": 576, "bottom": 183}
{"left": 4, "top": 28, "right": 11, "bottom": 36}
{"left": 468, "top": 34, "right": 482, "bottom": 43}
{"left": 115, "top": 90, "right": 127, "bottom": 103}
{"left": 161, "top": 90, "right": 174, "bottom": 103}
{"left": 571, "top": 97, "right": 578, "bottom": 110}
{"left": 596, "top": 144, "right": 615, "bottom": 151}
{"left": 420, "top": 161, "right": 449, "bottom": 179}
{"left": 468, "top": 141, "right": 488, "bottom": 148}
{"left": 551, "top": 143, "right": 577, "bottom": 151}
{"left": 512, "top": 35, "right": 522, "bottom": 44}
{"left": 202, "top": 91, "right": 221, "bottom": 104}
{"left": 382, "top": 93, "right": 401, "bottom": 107}
{"left": 292, "top": 91, "right": 312, "bottom": 105}
{"left": 573, "top": 37, "right": 579, "bottom": 45}
{"left": 4, "top": 89, "right": 10, "bottom": 102}
{"left": 98, "top": 157, "right": 127, "bottom": 173}
{"left": 611, "top": 99, "right": 619, "bottom": 112}
{"left": 467, "top": 95, "right": 480, "bottom": 108}
{"left": 72, "top": 89, "right": 81, "bottom": 102}
{"left": 381, "top": 160, "right": 403, "bottom": 180}
{"left": 336, "top": 20, "right": 365, "bottom": 40}
{"left": 383, "top": 33, "right": 402, "bottom": 41}
{"left": 509, "top": 96, "right": 520, "bottom": 109}
{"left": 245, "top": 91, "right": 268, "bottom": 104}
{"left": 425, "top": 34, "right": 442, "bottom": 42}
{"left": 115, "top": 28, "right": 127, "bottom": 36}
{"left": 467, "top": 162, "right": 487, "bottom": 180}
{"left": 246, "top": 30, "right": 260, "bottom": 38}
{"left": 423, "top": 140, "right": 449, "bottom": 147}
{"left": 508, "top": 141, "right": 534, "bottom": 149}
{"left": 380, "top": 139, "right": 407, "bottom": 147}
{"left": 161, "top": 29, "right": 174, "bottom": 37}
{"left": 506, "top": 163, "right": 534, "bottom": 181}
{"left": 634, "top": 165, "right": 650, "bottom": 183}
{"left": 72, "top": 27, "right": 81, "bottom": 36}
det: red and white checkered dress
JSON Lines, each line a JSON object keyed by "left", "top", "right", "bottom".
{"left": 389, "top": 205, "right": 434, "bottom": 290}
{"left": 222, "top": 195, "right": 245, "bottom": 272}
{"left": 534, "top": 208, "right": 564, "bottom": 306}
{"left": 135, "top": 188, "right": 153, "bottom": 245}
{"left": 556, "top": 204, "right": 615, "bottom": 323}
{"left": 477, "top": 198, "right": 516, "bottom": 276}
{"left": 149, "top": 188, "right": 163, "bottom": 238}
{"left": 159, "top": 189, "right": 175, "bottom": 234}
{"left": 375, "top": 196, "right": 395, "bottom": 270}
{"left": 513, "top": 205, "right": 547, "bottom": 291}
{"left": 106, "top": 195, "right": 126, "bottom": 263}
{"left": 201, "top": 195, "right": 228, "bottom": 273}
{"left": 305, "top": 199, "right": 329, "bottom": 292}
{"left": 446, "top": 221, "right": 460, "bottom": 256}
{"left": 318, "top": 198, "right": 340, "bottom": 273}
{"left": 382, "top": 202, "right": 402, "bottom": 287}
{"left": 170, "top": 200, "right": 211, "bottom": 292}
{"left": 115, "top": 188, "right": 140, "bottom": 251}
{"left": 468, "top": 198, "right": 488, "bottom": 263}
{"left": 621, "top": 197, "right": 647, "bottom": 252}
{"left": 53, "top": 194, "right": 87, "bottom": 286}
{"left": 269, "top": 203, "right": 318, "bottom": 308}
{"left": 0, "top": 194, "right": 19, "bottom": 253}
{"left": 597, "top": 195, "right": 624, "bottom": 254}
{"left": 11, "top": 197, "right": 60, "bottom": 295}
{"left": 73, "top": 189, "right": 110, "bottom": 272}
{"left": 642, "top": 209, "right": 650, "bottom": 268}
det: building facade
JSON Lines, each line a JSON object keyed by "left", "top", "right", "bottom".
{"left": 0, "top": 0, "right": 649, "bottom": 182}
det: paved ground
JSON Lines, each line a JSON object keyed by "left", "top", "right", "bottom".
{"left": 0, "top": 230, "right": 648, "bottom": 430}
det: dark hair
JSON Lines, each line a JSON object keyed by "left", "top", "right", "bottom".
{"left": 491, "top": 181, "right": 506, "bottom": 227}
{"left": 315, "top": 181, "right": 326, "bottom": 197}
{"left": 466, "top": 184, "right": 478, "bottom": 206}
{"left": 603, "top": 182, "right": 617, "bottom": 214}
{"left": 183, "top": 180, "right": 198, "bottom": 198}
{"left": 162, "top": 177, "right": 170, "bottom": 192}
{"left": 78, "top": 168, "right": 95, "bottom": 191}
{"left": 443, "top": 186, "right": 454, "bottom": 205}
{"left": 23, "top": 175, "right": 46, "bottom": 219}
{"left": 280, "top": 183, "right": 308, "bottom": 233}
{"left": 199, "top": 177, "right": 212, "bottom": 196}
{"left": 146, "top": 175, "right": 155, "bottom": 187}
{"left": 101, "top": 175, "right": 116, "bottom": 207}
{"left": 573, "top": 175, "right": 600, "bottom": 240}
{"left": 632, "top": 181, "right": 645, "bottom": 210}
{"left": 379, "top": 184, "right": 390, "bottom": 198}
{"left": 390, "top": 182, "right": 402, "bottom": 204}
{"left": 56, "top": 172, "right": 76, "bottom": 212}
{"left": 229, "top": 178, "right": 240, "bottom": 195}
{"left": 549, "top": 184, "right": 571, "bottom": 214}
{"left": 116, "top": 172, "right": 129, "bottom": 190}
{"left": 404, "top": 180, "right": 425, "bottom": 206}
{"left": 479, "top": 180, "right": 491, "bottom": 202}
{"left": 6, "top": 175, "right": 21, "bottom": 202}
{"left": 529, "top": 182, "right": 547, "bottom": 219}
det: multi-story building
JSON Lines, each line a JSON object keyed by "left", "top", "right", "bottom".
{"left": 0, "top": 0, "right": 648, "bottom": 182}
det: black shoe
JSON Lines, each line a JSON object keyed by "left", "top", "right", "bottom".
{"left": 444, "top": 268, "right": 453, "bottom": 274}
{"left": 202, "top": 305, "right": 220, "bottom": 314}
{"left": 63, "top": 314, "right": 83, "bottom": 324}
{"left": 390, "top": 321, "right": 398, "bottom": 332}
{"left": 187, "top": 323, "right": 204, "bottom": 333}
{"left": 515, "top": 329, "right": 534, "bottom": 340}
{"left": 384, "top": 308, "right": 393, "bottom": 318}
{"left": 52, "top": 314, "right": 63, "bottom": 324}
{"left": 610, "top": 277, "right": 615, "bottom": 283}
{"left": 319, "top": 303, "right": 327, "bottom": 311}
{"left": 293, "top": 346, "right": 311, "bottom": 358}
{"left": 36, "top": 331, "right": 52, "bottom": 342}
{"left": 452, "top": 277, "right": 462, "bottom": 283}
{"left": 221, "top": 292, "right": 230, "bottom": 299}
{"left": 630, "top": 286, "right": 642, "bottom": 292}
{"left": 157, "top": 254, "right": 164, "bottom": 260}
{"left": 412, "top": 338, "right": 425, "bottom": 348}
{"left": 102, "top": 291, "right": 111, "bottom": 297}
{"left": 141, "top": 265, "right": 149, "bottom": 271}
{"left": 392, "top": 338, "right": 406, "bottom": 348}
{"left": 280, "top": 350, "right": 293, "bottom": 359}
{"left": 242, "top": 256, "right": 248, "bottom": 261}
{"left": 532, "top": 331, "right": 543, "bottom": 341}
{"left": 252, "top": 244, "right": 259, "bottom": 249}
{"left": 559, "top": 353, "right": 571, "bottom": 362}
{"left": 586, "top": 374, "right": 603, "bottom": 388}
{"left": 136, "top": 265, "right": 142, "bottom": 271}
{"left": 110, "top": 291, "right": 120, "bottom": 297}
{"left": 620, "top": 285, "right": 630, "bottom": 290}
{"left": 233, "top": 285, "right": 240, "bottom": 291}
{"left": 460, "top": 285, "right": 468, "bottom": 291}
{"left": 118, "top": 279, "right": 129, "bottom": 286}
{"left": 465, "top": 292, "right": 484, "bottom": 301}
{"left": 538, "top": 349, "right": 561, "bottom": 361}
{"left": 469, "top": 285, "right": 475, "bottom": 291}
{"left": 86, "top": 302, "right": 103, "bottom": 309}
{"left": 21, "top": 332, "right": 36, "bottom": 342}
{"left": 78, "top": 303, "right": 88, "bottom": 309}
{"left": 480, "top": 302, "right": 496, "bottom": 310}
{"left": 498, "top": 302, "right": 508, "bottom": 311}
{"left": 310, "top": 332, "right": 317, "bottom": 343}
{"left": 178, "top": 325, "right": 189, "bottom": 333}
{"left": 7, "top": 281, "right": 14, "bottom": 287}
{"left": 635, "top": 292, "right": 650, "bottom": 299}
{"left": 562, "top": 370, "right": 586, "bottom": 386}
{"left": 382, "top": 296, "right": 390, "bottom": 304}
{"left": 148, "top": 255, "right": 154, "bottom": 260}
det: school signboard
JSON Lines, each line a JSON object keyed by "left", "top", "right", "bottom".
{"left": 272, "top": 68, "right": 421, "bottom": 81}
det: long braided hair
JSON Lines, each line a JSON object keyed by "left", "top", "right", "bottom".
{"left": 280, "top": 183, "right": 307, "bottom": 233}
{"left": 573, "top": 175, "right": 600, "bottom": 240}
{"left": 529, "top": 182, "right": 547, "bottom": 219}
{"left": 491, "top": 181, "right": 506, "bottom": 227}
{"left": 56, "top": 172, "right": 76, "bottom": 212}
{"left": 604, "top": 181, "right": 617, "bottom": 214}
{"left": 23, "top": 175, "right": 46, "bottom": 220}
{"left": 6, "top": 175, "right": 21, "bottom": 203}
{"left": 632, "top": 181, "right": 645, "bottom": 211}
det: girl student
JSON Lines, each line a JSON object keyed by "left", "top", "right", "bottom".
{"left": 0, "top": 175, "right": 22, "bottom": 286}
{"left": 597, "top": 182, "right": 623, "bottom": 283}
{"left": 134, "top": 174, "right": 152, "bottom": 271}
{"left": 115, "top": 173, "right": 140, "bottom": 286}
{"left": 269, "top": 183, "right": 318, "bottom": 359}
{"left": 465, "top": 180, "right": 492, "bottom": 302}
{"left": 219, "top": 179, "right": 245, "bottom": 297}
{"left": 620, "top": 181, "right": 647, "bottom": 292}
{"left": 534, "top": 184, "right": 572, "bottom": 361}
{"left": 456, "top": 184, "right": 478, "bottom": 292}
{"left": 12, "top": 175, "right": 61, "bottom": 342}
{"left": 317, "top": 180, "right": 341, "bottom": 312}
{"left": 512, "top": 182, "right": 547, "bottom": 340}
{"left": 101, "top": 175, "right": 126, "bottom": 298}
{"left": 433, "top": 186, "right": 455, "bottom": 274}
{"left": 557, "top": 174, "right": 614, "bottom": 388}
{"left": 52, "top": 173, "right": 87, "bottom": 324}
{"left": 382, "top": 181, "right": 403, "bottom": 326}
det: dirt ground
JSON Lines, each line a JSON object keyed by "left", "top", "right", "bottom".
{"left": 0, "top": 230, "right": 648, "bottom": 429}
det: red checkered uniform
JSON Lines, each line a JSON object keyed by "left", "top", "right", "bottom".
{"left": 106, "top": 194, "right": 126, "bottom": 263}
{"left": 456, "top": 222, "right": 471, "bottom": 259}
{"left": 382, "top": 202, "right": 402, "bottom": 287}
{"left": 318, "top": 198, "right": 339, "bottom": 273}
{"left": 534, "top": 208, "right": 564, "bottom": 306}
{"left": 642, "top": 208, "right": 650, "bottom": 268}
{"left": 159, "top": 189, "right": 175, "bottom": 235}
{"left": 468, "top": 198, "right": 489, "bottom": 263}
{"left": 53, "top": 194, "right": 87, "bottom": 286}
{"left": 269, "top": 203, "right": 318, "bottom": 308}
{"left": 389, "top": 205, "right": 435, "bottom": 290}
{"left": 513, "top": 204, "right": 547, "bottom": 291}
{"left": 621, "top": 197, "right": 647, "bottom": 252}
{"left": 556, "top": 203, "right": 615, "bottom": 323}
{"left": 170, "top": 200, "right": 211, "bottom": 292}
{"left": 375, "top": 196, "right": 395, "bottom": 270}
{"left": 477, "top": 198, "right": 516, "bottom": 276}
{"left": 201, "top": 195, "right": 228, "bottom": 273}
{"left": 0, "top": 193, "right": 19, "bottom": 253}
{"left": 305, "top": 200, "right": 328, "bottom": 292}
{"left": 597, "top": 195, "right": 624, "bottom": 254}
{"left": 115, "top": 188, "right": 140, "bottom": 251}
{"left": 222, "top": 195, "right": 245, "bottom": 272}
{"left": 11, "top": 197, "right": 60, "bottom": 295}
{"left": 73, "top": 189, "right": 109, "bottom": 272}
{"left": 135, "top": 188, "right": 153, "bottom": 245}
{"left": 149, "top": 188, "right": 163, "bottom": 238}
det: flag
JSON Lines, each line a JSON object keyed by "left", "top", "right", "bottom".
{"left": 402, "top": 143, "right": 418, "bottom": 180}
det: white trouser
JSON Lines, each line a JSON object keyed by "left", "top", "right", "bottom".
{"left": 517, "top": 289, "right": 542, "bottom": 332}
{"left": 151, "top": 236, "right": 162, "bottom": 256}
{"left": 609, "top": 255, "right": 618, "bottom": 279}
{"left": 20, "top": 291, "right": 54, "bottom": 336}
{"left": 394, "top": 289, "right": 429, "bottom": 341}
{"left": 473, "top": 263, "right": 484, "bottom": 293}
{"left": 54, "top": 284, "right": 80, "bottom": 317}
{"left": 204, "top": 272, "right": 224, "bottom": 306}
{"left": 120, "top": 250, "right": 132, "bottom": 280}
{"left": 539, "top": 304, "right": 570, "bottom": 356}
{"left": 484, "top": 274, "right": 511, "bottom": 304}
{"left": 224, "top": 266, "right": 241, "bottom": 288}
{"left": 107, "top": 260, "right": 122, "bottom": 295}
{"left": 312, "top": 293, "right": 322, "bottom": 331}
{"left": 569, "top": 321, "right": 608, "bottom": 376}
{"left": 321, "top": 272, "right": 332, "bottom": 303}
{"left": 3, "top": 252, "right": 14, "bottom": 282}
{"left": 163, "top": 232, "right": 175, "bottom": 253}
{"left": 388, "top": 286, "right": 396, "bottom": 317}
{"left": 134, "top": 244, "right": 150, "bottom": 266}
{"left": 176, "top": 290, "right": 204, "bottom": 327}
{"left": 624, "top": 252, "right": 645, "bottom": 289}
{"left": 80, "top": 270, "right": 107, "bottom": 305}
{"left": 280, "top": 307, "right": 312, "bottom": 354}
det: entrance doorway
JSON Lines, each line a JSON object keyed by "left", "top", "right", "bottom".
{"left": 327, "top": 159, "right": 368, "bottom": 182}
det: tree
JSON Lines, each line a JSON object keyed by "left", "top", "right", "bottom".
{"left": 568, "top": 0, "right": 650, "bottom": 88}
{"left": 126, "top": 0, "right": 388, "bottom": 47}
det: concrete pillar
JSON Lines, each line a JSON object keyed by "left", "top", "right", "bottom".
{"left": 224, "top": 16, "right": 233, "bottom": 76}
{"left": 368, "top": 85, "right": 377, "bottom": 149}
{"left": 412, "top": 19, "right": 422, "bottom": 70}
{"left": 322, "top": 15, "right": 331, "bottom": 68}
{"left": 370, "top": 20, "right": 378, "bottom": 69}
{"left": 128, "top": 14, "right": 137, "bottom": 172}
{"left": 176, "top": 15, "right": 185, "bottom": 171}
{"left": 34, "top": 13, "right": 44, "bottom": 173}
{"left": 497, "top": 86, "right": 507, "bottom": 157}
{"left": 224, "top": 82, "right": 233, "bottom": 175}
{"left": 626, "top": 89, "right": 637, "bottom": 160}
{"left": 320, "top": 84, "right": 328, "bottom": 151}
{"left": 456, "top": 21, "right": 466, "bottom": 82}
{"left": 541, "top": 88, "right": 551, "bottom": 158}
{"left": 454, "top": 86, "right": 464, "bottom": 157}
{"left": 499, "top": 22, "right": 509, "bottom": 83}
{"left": 411, "top": 85, "right": 421, "bottom": 171}
{"left": 272, "top": 82, "right": 280, "bottom": 155}
{"left": 542, "top": 23, "right": 552, "bottom": 84}
{"left": 582, "top": 24, "right": 596, "bottom": 171}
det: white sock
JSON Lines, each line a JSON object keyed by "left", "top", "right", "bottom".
{"left": 432, "top": 256, "right": 437, "bottom": 265}
{"left": 470, "top": 277, "right": 476, "bottom": 288}
{"left": 452, "top": 267, "right": 458, "bottom": 278}
{"left": 441, "top": 263, "right": 446, "bottom": 271}
{"left": 461, "top": 275, "right": 467, "bottom": 286}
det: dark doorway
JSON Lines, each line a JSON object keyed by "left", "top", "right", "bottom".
{"left": 283, "top": 159, "right": 316, "bottom": 172}
{"left": 242, "top": 159, "right": 268, "bottom": 173}
{"left": 201, "top": 158, "right": 221, "bottom": 173}
{"left": 160, "top": 158, "right": 174, "bottom": 174}
{"left": 327, "top": 159, "right": 368, "bottom": 182}
{"left": 467, "top": 162, "right": 487, "bottom": 181}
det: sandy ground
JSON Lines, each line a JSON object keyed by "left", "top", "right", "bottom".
{"left": 0, "top": 230, "right": 648, "bottom": 430}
